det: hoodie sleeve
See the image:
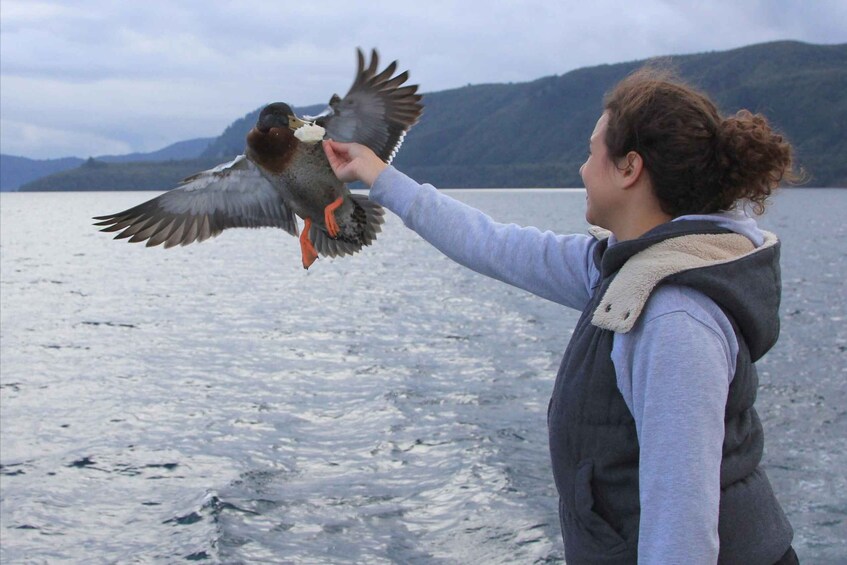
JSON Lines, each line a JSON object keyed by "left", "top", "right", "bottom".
{"left": 612, "top": 285, "right": 738, "bottom": 564}
{"left": 369, "top": 166, "right": 599, "bottom": 309}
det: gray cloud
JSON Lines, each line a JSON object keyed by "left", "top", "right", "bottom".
{"left": 1, "top": 0, "right": 845, "bottom": 159}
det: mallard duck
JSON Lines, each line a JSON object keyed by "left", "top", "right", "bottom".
{"left": 93, "top": 48, "right": 423, "bottom": 269}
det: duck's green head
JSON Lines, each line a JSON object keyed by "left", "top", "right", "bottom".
{"left": 256, "top": 102, "right": 308, "bottom": 133}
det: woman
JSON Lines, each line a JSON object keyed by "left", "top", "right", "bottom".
{"left": 323, "top": 68, "right": 798, "bottom": 564}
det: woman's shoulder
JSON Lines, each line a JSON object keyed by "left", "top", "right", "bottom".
{"left": 640, "top": 285, "right": 732, "bottom": 340}
{"left": 637, "top": 284, "right": 739, "bottom": 368}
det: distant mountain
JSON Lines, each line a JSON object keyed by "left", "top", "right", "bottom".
{"left": 17, "top": 41, "right": 847, "bottom": 191}
{"left": 96, "top": 137, "right": 214, "bottom": 164}
{"left": 392, "top": 40, "right": 847, "bottom": 188}
{"left": 13, "top": 156, "right": 226, "bottom": 192}
{"left": 1, "top": 155, "right": 83, "bottom": 192}
{"left": 1, "top": 137, "right": 213, "bottom": 191}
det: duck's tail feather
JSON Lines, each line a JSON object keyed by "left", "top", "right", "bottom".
{"left": 310, "top": 194, "right": 385, "bottom": 258}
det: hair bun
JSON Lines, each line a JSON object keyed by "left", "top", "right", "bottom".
{"left": 714, "top": 110, "right": 794, "bottom": 214}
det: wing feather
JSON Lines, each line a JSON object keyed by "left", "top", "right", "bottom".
{"left": 320, "top": 48, "right": 423, "bottom": 163}
{"left": 93, "top": 155, "right": 299, "bottom": 247}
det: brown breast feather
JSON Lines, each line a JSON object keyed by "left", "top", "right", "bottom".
{"left": 246, "top": 127, "right": 298, "bottom": 174}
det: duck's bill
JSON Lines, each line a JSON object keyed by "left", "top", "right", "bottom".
{"left": 288, "top": 115, "right": 309, "bottom": 130}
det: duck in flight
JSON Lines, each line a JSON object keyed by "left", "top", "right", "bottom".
{"left": 93, "top": 49, "right": 423, "bottom": 269}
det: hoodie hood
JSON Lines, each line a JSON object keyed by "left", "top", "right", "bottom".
{"left": 590, "top": 218, "right": 781, "bottom": 361}
{"left": 675, "top": 209, "right": 767, "bottom": 246}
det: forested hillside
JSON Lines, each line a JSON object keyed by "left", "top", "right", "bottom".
{"left": 2, "top": 138, "right": 213, "bottom": 191}
{"left": 20, "top": 41, "right": 847, "bottom": 191}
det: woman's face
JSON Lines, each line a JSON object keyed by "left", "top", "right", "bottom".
{"left": 580, "top": 112, "right": 619, "bottom": 229}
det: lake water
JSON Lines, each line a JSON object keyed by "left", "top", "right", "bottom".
{"left": 1, "top": 188, "right": 845, "bottom": 564}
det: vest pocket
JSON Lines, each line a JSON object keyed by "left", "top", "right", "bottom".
{"left": 572, "top": 459, "right": 628, "bottom": 553}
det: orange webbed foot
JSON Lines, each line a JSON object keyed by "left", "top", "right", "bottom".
{"left": 324, "top": 196, "right": 344, "bottom": 238}
{"left": 300, "top": 218, "right": 319, "bottom": 269}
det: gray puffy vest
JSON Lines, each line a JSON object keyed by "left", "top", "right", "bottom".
{"left": 548, "top": 220, "right": 793, "bottom": 564}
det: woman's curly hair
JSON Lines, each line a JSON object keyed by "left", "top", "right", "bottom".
{"left": 603, "top": 67, "right": 800, "bottom": 216}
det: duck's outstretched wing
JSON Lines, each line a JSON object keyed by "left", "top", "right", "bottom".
{"left": 93, "top": 155, "right": 298, "bottom": 248}
{"left": 315, "top": 48, "right": 423, "bottom": 163}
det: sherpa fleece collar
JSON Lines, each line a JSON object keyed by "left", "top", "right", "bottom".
{"left": 590, "top": 229, "right": 779, "bottom": 333}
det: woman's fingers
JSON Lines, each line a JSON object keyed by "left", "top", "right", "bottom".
{"left": 322, "top": 140, "right": 347, "bottom": 172}
{"left": 322, "top": 140, "right": 387, "bottom": 186}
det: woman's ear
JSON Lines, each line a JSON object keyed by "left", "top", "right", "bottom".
{"left": 617, "top": 151, "right": 644, "bottom": 189}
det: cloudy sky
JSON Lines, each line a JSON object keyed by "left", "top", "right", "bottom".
{"left": 2, "top": 0, "right": 845, "bottom": 160}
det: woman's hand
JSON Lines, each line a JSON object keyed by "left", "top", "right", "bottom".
{"left": 322, "top": 140, "right": 388, "bottom": 187}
